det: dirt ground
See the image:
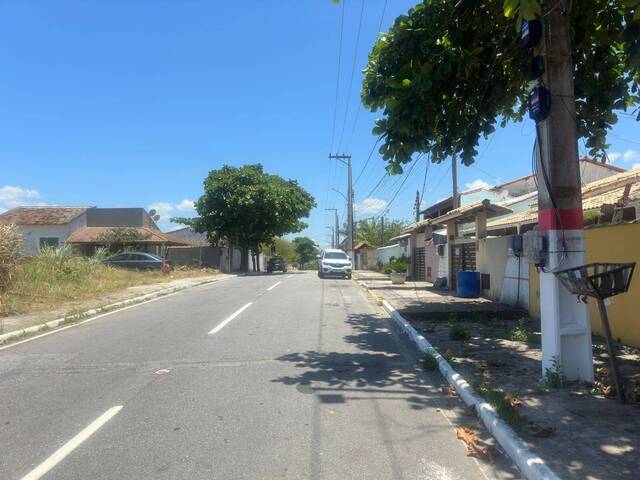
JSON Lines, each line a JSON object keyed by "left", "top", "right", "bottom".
{"left": 404, "top": 311, "right": 640, "bottom": 480}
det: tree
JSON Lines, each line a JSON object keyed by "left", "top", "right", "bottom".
{"left": 273, "top": 237, "right": 300, "bottom": 265}
{"left": 173, "top": 164, "right": 316, "bottom": 272}
{"left": 361, "top": 0, "right": 639, "bottom": 172}
{"left": 96, "top": 227, "right": 151, "bottom": 253}
{"left": 354, "top": 217, "right": 408, "bottom": 247}
{"left": 292, "top": 237, "right": 319, "bottom": 269}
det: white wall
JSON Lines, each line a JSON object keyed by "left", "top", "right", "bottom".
{"left": 17, "top": 225, "right": 73, "bottom": 256}
{"left": 377, "top": 244, "right": 405, "bottom": 265}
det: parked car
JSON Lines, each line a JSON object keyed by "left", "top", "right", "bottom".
{"left": 102, "top": 252, "right": 167, "bottom": 270}
{"left": 318, "top": 249, "right": 352, "bottom": 279}
{"left": 267, "top": 256, "right": 287, "bottom": 273}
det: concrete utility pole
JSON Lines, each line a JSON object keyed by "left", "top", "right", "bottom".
{"left": 451, "top": 151, "right": 459, "bottom": 209}
{"left": 325, "top": 208, "right": 339, "bottom": 249}
{"left": 534, "top": 1, "right": 593, "bottom": 382}
{"left": 326, "top": 226, "right": 335, "bottom": 248}
{"left": 380, "top": 216, "right": 385, "bottom": 247}
{"left": 329, "top": 154, "right": 354, "bottom": 258}
{"left": 414, "top": 190, "right": 421, "bottom": 222}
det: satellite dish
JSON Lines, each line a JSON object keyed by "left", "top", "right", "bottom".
{"left": 149, "top": 209, "right": 157, "bottom": 216}
{"left": 153, "top": 214, "right": 160, "bottom": 221}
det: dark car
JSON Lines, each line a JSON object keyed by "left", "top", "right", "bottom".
{"left": 102, "top": 252, "right": 166, "bottom": 270}
{"left": 267, "top": 256, "right": 287, "bottom": 273}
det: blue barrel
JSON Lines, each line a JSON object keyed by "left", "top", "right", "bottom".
{"left": 457, "top": 271, "right": 480, "bottom": 298}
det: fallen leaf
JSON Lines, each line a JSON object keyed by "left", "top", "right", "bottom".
{"left": 456, "top": 427, "right": 493, "bottom": 461}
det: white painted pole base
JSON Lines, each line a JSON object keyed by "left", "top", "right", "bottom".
{"left": 540, "top": 229, "right": 593, "bottom": 383}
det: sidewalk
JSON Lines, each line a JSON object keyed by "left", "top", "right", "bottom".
{"left": 1, "top": 273, "right": 229, "bottom": 335}
{"left": 355, "top": 271, "right": 640, "bottom": 480}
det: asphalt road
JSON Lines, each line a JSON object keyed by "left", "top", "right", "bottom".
{"left": 0, "top": 272, "right": 515, "bottom": 480}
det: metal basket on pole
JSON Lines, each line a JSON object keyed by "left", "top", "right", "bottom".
{"left": 554, "top": 262, "right": 636, "bottom": 403}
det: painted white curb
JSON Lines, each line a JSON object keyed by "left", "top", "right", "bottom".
{"left": 380, "top": 299, "right": 560, "bottom": 480}
{"left": 0, "top": 275, "right": 231, "bottom": 345}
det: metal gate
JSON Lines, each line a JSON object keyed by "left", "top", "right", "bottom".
{"left": 413, "top": 247, "right": 425, "bottom": 280}
{"left": 451, "top": 242, "right": 476, "bottom": 289}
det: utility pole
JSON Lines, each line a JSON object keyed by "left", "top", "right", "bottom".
{"left": 534, "top": 1, "right": 593, "bottom": 382}
{"left": 329, "top": 154, "right": 353, "bottom": 258}
{"left": 325, "top": 208, "right": 339, "bottom": 249}
{"left": 451, "top": 151, "right": 459, "bottom": 209}
{"left": 326, "top": 226, "right": 335, "bottom": 248}
{"left": 380, "top": 216, "right": 385, "bottom": 247}
{"left": 414, "top": 190, "right": 421, "bottom": 222}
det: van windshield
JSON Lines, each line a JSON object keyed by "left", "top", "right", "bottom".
{"left": 324, "top": 252, "right": 348, "bottom": 260}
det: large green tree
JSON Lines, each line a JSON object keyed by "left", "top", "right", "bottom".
{"left": 273, "top": 237, "right": 300, "bottom": 265}
{"left": 174, "top": 164, "right": 316, "bottom": 272}
{"left": 292, "top": 237, "right": 319, "bottom": 269}
{"left": 361, "top": 0, "right": 640, "bottom": 172}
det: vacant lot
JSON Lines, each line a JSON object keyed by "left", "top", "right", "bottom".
{"left": 0, "top": 253, "right": 217, "bottom": 318}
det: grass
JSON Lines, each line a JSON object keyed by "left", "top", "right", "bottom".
{"left": 0, "top": 249, "right": 217, "bottom": 318}
{"left": 449, "top": 324, "right": 471, "bottom": 341}
{"left": 473, "top": 381, "right": 526, "bottom": 431}
{"left": 422, "top": 352, "right": 439, "bottom": 371}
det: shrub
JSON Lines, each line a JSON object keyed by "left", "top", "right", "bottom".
{"left": 449, "top": 324, "right": 471, "bottom": 341}
{"left": 388, "top": 255, "right": 409, "bottom": 272}
{"left": 544, "top": 356, "right": 564, "bottom": 389}
{"left": 0, "top": 223, "right": 21, "bottom": 294}
{"left": 510, "top": 321, "right": 529, "bottom": 343}
{"left": 422, "top": 352, "right": 438, "bottom": 371}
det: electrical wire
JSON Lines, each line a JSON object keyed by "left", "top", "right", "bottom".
{"left": 329, "top": 0, "right": 346, "bottom": 153}
{"left": 337, "top": 0, "right": 366, "bottom": 152}
{"left": 354, "top": 135, "right": 382, "bottom": 186}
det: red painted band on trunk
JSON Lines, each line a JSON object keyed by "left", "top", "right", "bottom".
{"left": 538, "top": 208, "right": 583, "bottom": 231}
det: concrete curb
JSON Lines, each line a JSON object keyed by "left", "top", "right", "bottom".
{"left": 0, "top": 275, "right": 232, "bottom": 345}
{"left": 378, "top": 298, "right": 560, "bottom": 480}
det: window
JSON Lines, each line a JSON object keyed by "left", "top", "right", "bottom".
{"left": 324, "top": 251, "right": 348, "bottom": 260}
{"left": 39, "top": 237, "right": 59, "bottom": 249}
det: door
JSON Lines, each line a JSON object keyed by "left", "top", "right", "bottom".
{"left": 451, "top": 242, "right": 476, "bottom": 289}
{"left": 413, "top": 246, "right": 425, "bottom": 280}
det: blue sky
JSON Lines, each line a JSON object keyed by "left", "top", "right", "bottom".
{"left": 1, "top": 0, "right": 639, "bottom": 248}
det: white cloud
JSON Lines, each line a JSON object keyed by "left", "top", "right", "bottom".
{"left": 465, "top": 179, "right": 493, "bottom": 190}
{"left": 0, "top": 185, "right": 43, "bottom": 213}
{"left": 633, "top": 163, "right": 640, "bottom": 170}
{"left": 622, "top": 150, "right": 640, "bottom": 163}
{"left": 607, "top": 152, "right": 622, "bottom": 163}
{"left": 354, "top": 197, "right": 388, "bottom": 215}
{"left": 175, "top": 199, "right": 195, "bottom": 212}
{"left": 148, "top": 199, "right": 197, "bottom": 231}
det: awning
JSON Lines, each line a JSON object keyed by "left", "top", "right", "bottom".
{"left": 388, "top": 233, "right": 411, "bottom": 242}
{"left": 429, "top": 199, "right": 512, "bottom": 226}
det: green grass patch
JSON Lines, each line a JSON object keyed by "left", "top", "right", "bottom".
{"left": 472, "top": 381, "right": 525, "bottom": 431}
{"left": 422, "top": 352, "right": 439, "bottom": 371}
{"left": 449, "top": 324, "right": 471, "bottom": 341}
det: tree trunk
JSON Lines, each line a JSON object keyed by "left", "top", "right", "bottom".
{"left": 255, "top": 251, "right": 261, "bottom": 272}
{"left": 251, "top": 252, "right": 256, "bottom": 272}
{"left": 240, "top": 246, "right": 250, "bottom": 272}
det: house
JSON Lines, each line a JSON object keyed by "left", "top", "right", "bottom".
{"left": 353, "top": 241, "right": 377, "bottom": 270}
{"left": 165, "top": 226, "right": 209, "bottom": 247}
{"left": 0, "top": 206, "right": 189, "bottom": 255}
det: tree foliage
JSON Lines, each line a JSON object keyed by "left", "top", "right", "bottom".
{"left": 292, "top": 236, "right": 319, "bottom": 269}
{"left": 361, "top": 0, "right": 640, "bottom": 172}
{"left": 354, "top": 217, "right": 408, "bottom": 247}
{"left": 273, "top": 237, "right": 300, "bottom": 265}
{"left": 173, "top": 164, "right": 316, "bottom": 271}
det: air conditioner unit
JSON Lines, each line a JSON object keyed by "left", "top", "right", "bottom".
{"left": 437, "top": 244, "right": 446, "bottom": 257}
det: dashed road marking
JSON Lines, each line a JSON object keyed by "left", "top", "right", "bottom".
{"left": 208, "top": 303, "right": 253, "bottom": 335}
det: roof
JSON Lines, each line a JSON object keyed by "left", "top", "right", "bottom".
{"left": 65, "top": 227, "right": 190, "bottom": 246}
{"left": 0, "top": 206, "right": 92, "bottom": 225}
{"left": 430, "top": 200, "right": 512, "bottom": 226}
{"left": 580, "top": 156, "right": 626, "bottom": 173}
{"left": 388, "top": 233, "right": 411, "bottom": 242}
{"left": 353, "top": 240, "right": 373, "bottom": 251}
{"left": 581, "top": 167, "right": 640, "bottom": 198}
{"left": 400, "top": 218, "right": 432, "bottom": 234}
{"left": 582, "top": 181, "right": 640, "bottom": 211}
{"left": 485, "top": 210, "right": 539, "bottom": 230}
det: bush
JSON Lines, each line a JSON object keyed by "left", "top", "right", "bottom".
{"left": 388, "top": 255, "right": 409, "bottom": 273}
{"left": 0, "top": 223, "right": 21, "bottom": 294}
{"left": 449, "top": 324, "right": 471, "bottom": 341}
{"left": 422, "top": 352, "right": 439, "bottom": 371}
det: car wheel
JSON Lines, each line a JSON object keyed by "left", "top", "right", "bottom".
{"left": 347, "top": 274, "right": 352, "bottom": 280}
{"left": 318, "top": 272, "right": 324, "bottom": 279}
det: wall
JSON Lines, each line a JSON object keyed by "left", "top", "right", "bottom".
{"left": 424, "top": 243, "right": 439, "bottom": 282}
{"left": 166, "top": 246, "right": 221, "bottom": 268}
{"left": 477, "top": 237, "right": 509, "bottom": 301}
{"left": 377, "top": 244, "right": 405, "bottom": 265}
{"left": 86, "top": 208, "right": 146, "bottom": 228}
{"left": 17, "top": 225, "right": 72, "bottom": 255}
{"left": 529, "top": 222, "right": 640, "bottom": 347}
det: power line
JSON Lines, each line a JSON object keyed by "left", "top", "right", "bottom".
{"left": 337, "top": 0, "right": 366, "bottom": 152}
{"left": 329, "top": 0, "right": 346, "bottom": 153}
{"left": 354, "top": 135, "right": 382, "bottom": 186}
{"left": 344, "top": 0, "right": 389, "bottom": 153}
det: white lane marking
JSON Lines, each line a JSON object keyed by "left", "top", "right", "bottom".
{"left": 0, "top": 276, "right": 236, "bottom": 352}
{"left": 267, "top": 281, "right": 281, "bottom": 291}
{"left": 21, "top": 406, "right": 123, "bottom": 480}
{"left": 208, "top": 302, "right": 252, "bottom": 335}
{"left": 287, "top": 274, "right": 294, "bottom": 278}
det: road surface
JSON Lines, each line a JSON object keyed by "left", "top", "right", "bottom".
{"left": 0, "top": 273, "right": 515, "bottom": 479}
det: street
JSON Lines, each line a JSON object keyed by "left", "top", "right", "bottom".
{"left": 0, "top": 273, "right": 509, "bottom": 480}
